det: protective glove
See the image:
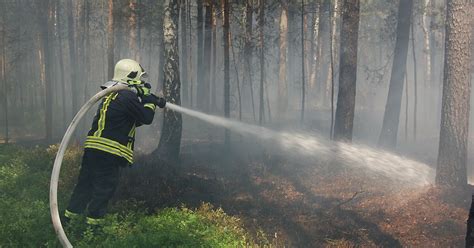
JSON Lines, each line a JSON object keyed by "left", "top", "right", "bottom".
{"left": 135, "top": 82, "right": 151, "bottom": 97}
{"left": 154, "top": 95, "right": 166, "bottom": 108}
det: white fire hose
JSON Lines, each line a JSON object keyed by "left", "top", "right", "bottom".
{"left": 49, "top": 83, "right": 129, "bottom": 248}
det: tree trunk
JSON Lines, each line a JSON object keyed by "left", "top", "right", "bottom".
{"left": 309, "top": 0, "right": 321, "bottom": 91}
{"left": 67, "top": 0, "right": 78, "bottom": 118}
{"left": 333, "top": 0, "right": 360, "bottom": 142}
{"left": 231, "top": 36, "right": 242, "bottom": 121}
{"left": 404, "top": 73, "right": 409, "bottom": 141}
{"left": 326, "top": 0, "right": 339, "bottom": 109}
{"left": 196, "top": 0, "right": 207, "bottom": 111}
{"left": 107, "top": 0, "right": 115, "bottom": 79}
{"left": 278, "top": 2, "right": 288, "bottom": 120}
{"left": 56, "top": 0, "right": 66, "bottom": 130}
{"left": 1, "top": 2, "right": 7, "bottom": 143}
{"left": 203, "top": 1, "right": 212, "bottom": 111}
{"left": 223, "top": 0, "right": 230, "bottom": 145}
{"left": 300, "top": 0, "right": 306, "bottom": 122}
{"left": 411, "top": 20, "right": 418, "bottom": 141}
{"left": 378, "top": 0, "right": 413, "bottom": 148}
{"left": 435, "top": 0, "right": 471, "bottom": 187}
{"left": 258, "top": 0, "right": 265, "bottom": 125}
{"left": 421, "top": 0, "right": 431, "bottom": 86}
{"left": 244, "top": 0, "right": 256, "bottom": 122}
{"left": 210, "top": 5, "right": 217, "bottom": 112}
{"left": 156, "top": 0, "right": 182, "bottom": 161}
{"left": 39, "top": 0, "right": 54, "bottom": 143}
{"left": 180, "top": 0, "right": 188, "bottom": 106}
{"left": 129, "top": 0, "right": 138, "bottom": 59}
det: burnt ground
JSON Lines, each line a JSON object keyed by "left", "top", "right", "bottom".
{"left": 115, "top": 140, "right": 471, "bottom": 247}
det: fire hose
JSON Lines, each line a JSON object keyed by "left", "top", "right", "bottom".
{"left": 49, "top": 83, "right": 165, "bottom": 247}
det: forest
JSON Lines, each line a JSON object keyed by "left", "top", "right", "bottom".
{"left": 0, "top": 0, "right": 473, "bottom": 247}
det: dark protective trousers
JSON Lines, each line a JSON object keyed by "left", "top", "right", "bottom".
{"left": 67, "top": 149, "right": 127, "bottom": 219}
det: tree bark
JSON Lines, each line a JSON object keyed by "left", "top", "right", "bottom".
{"left": 196, "top": 0, "right": 207, "bottom": 111}
{"left": 309, "top": 0, "right": 321, "bottom": 91}
{"left": 1, "top": 1, "right": 7, "bottom": 143}
{"left": 67, "top": 0, "right": 78, "bottom": 118}
{"left": 203, "top": 0, "right": 212, "bottom": 111}
{"left": 378, "top": 0, "right": 413, "bottom": 148}
{"left": 326, "top": 0, "right": 339, "bottom": 109}
{"left": 436, "top": 0, "right": 471, "bottom": 187}
{"left": 333, "top": 0, "right": 360, "bottom": 142}
{"left": 258, "top": 0, "right": 265, "bottom": 125}
{"left": 56, "top": 0, "right": 66, "bottom": 130}
{"left": 223, "top": 0, "right": 230, "bottom": 145}
{"left": 244, "top": 0, "right": 256, "bottom": 122}
{"left": 210, "top": 5, "right": 217, "bottom": 111}
{"left": 129, "top": 0, "right": 138, "bottom": 59}
{"left": 278, "top": 2, "right": 288, "bottom": 120}
{"left": 156, "top": 0, "right": 182, "bottom": 161}
{"left": 230, "top": 36, "right": 242, "bottom": 121}
{"left": 180, "top": 0, "right": 188, "bottom": 106}
{"left": 107, "top": 0, "right": 115, "bottom": 79}
{"left": 300, "top": 0, "right": 306, "bottom": 123}
{"left": 421, "top": 0, "right": 431, "bottom": 86}
{"left": 39, "top": 0, "right": 54, "bottom": 143}
{"left": 411, "top": 20, "right": 418, "bottom": 141}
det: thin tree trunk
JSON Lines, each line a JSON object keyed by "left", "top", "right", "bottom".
{"left": 278, "top": 2, "right": 288, "bottom": 120}
{"left": 411, "top": 20, "right": 418, "bottom": 141}
{"left": 84, "top": 0, "right": 90, "bottom": 97}
{"left": 1, "top": 3, "right": 7, "bottom": 143}
{"left": 156, "top": 0, "right": 182, "bottom": 161}
{"left": 378, "top": 0, "right": 413, "bottom": 148}
{"left": 56, "top": 0, "right": 66, "bottom": 130}
{"left": 223, "top": 0, "right": 230, "bottom": 145}
{"left": 421, "top": 0, "right": 431, "bottom": 86}
{"left": 309, "top": 0, "right": 321, "bottom": 91}
{"left": 404, "top": 73, "right": 408, "bottom": 141}
{"left": 196, "top": 0, "right": 206, "bottom": 111}
{"left": 265, "top": 76, "right": 272, "bottom": 123}
{"left": 436, "top": 0, "right": 471, "bottom": 187}
{"left": 129, "top": 0, "right": 138, "bottom": 59}
{"left": 107, "top": 0, "right": 114, "bottom": 79}
{"left": 67, "top": 0, "right": 78, "bottom": 119}
{"left": 301, "top": 0, "right": 306, "bottom": 123}
{"left": 203, "top": 1, "right": 212, "bottom": 112}
{"left": 231, "top": 36, "right": 242, "bottom": 121}
{"left": 210, "top": 5, "right": 217, "bottom": 112}
{"left": 187, "top": 0, "right": 194, "bottom": 107}
{"left": 333, "top": 0, "right": 360, "bottom": 142}
{"left": 180, "top": 0, "right": 188, "bottom": 106}
{"left": 244, "top": 0, "right": 256, "bottom": 122}
{"left": 40, "top": 0, "right": 54, "bottom": 143}
{"left": 326, "top": 0, "right": 339, "bottom": 109}
{"left": 259, "top": 0, "right": 265, "bottom": 125}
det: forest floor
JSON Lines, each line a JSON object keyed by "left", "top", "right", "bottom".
{"left": 116, "top": 140, "right": 471, "bottom": 247}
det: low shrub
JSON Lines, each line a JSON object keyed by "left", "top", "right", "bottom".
{"left": 0, "top": 145, "right": 269, "bottom": 247}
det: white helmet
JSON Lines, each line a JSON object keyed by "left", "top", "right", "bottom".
{"left": 112, "top": 59, "right": 148, "bottom": 84}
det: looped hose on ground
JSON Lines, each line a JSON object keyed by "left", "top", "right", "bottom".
{"left": 49, "top": 84, "right": 129, "bottom": 248}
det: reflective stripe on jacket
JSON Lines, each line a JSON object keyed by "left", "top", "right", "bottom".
{"left": 85, "top": 88, "right": 156, "bottom": 164}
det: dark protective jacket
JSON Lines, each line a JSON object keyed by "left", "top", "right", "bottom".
{"left": 84, "top": 89, "right": 156, "bottom": 164}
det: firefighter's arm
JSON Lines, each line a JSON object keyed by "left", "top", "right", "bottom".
{"left": 121, "top": 90, "right": 156, "bottom": 125}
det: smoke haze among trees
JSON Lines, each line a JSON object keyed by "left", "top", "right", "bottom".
{"left": 0, "top": 0, "right": 473, "bottom": 184}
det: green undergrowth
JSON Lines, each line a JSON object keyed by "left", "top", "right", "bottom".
{"left": 0, "top": 144, "right": 270, "bottom": 247}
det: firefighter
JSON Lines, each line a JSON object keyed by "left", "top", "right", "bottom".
{"left": 64, "top": 59, "right": 164, "bottom": 226}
